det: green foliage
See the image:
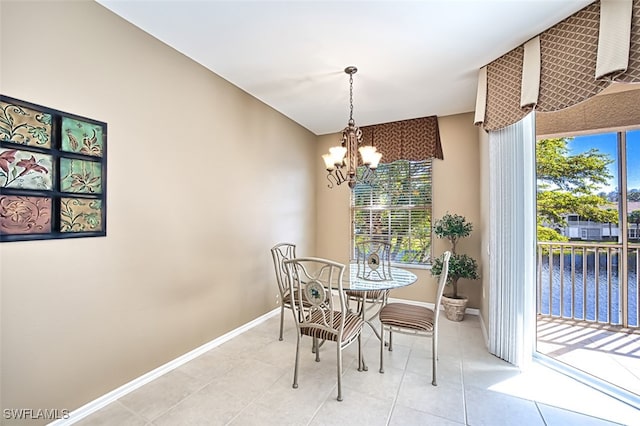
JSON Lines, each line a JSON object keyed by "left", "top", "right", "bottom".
{"left": 537, "top": 191, "right": 618, "bottom": 226}
{"left": 537, "top": 138, "right": 613, "bottom": 194}
{"left": 432, "top": 253, "right": 479, "bottom": 282}
{"left": 536, "top": 138, "right": 617, "bottom": 241}
{"left": 431, "top": 212, "right": 479, "bottom": 298}
{"left": 537, "top": 225, "right": 568, "bottom": 242}
{"left": 433, "top": 212, "right": 473, "bottom": 253}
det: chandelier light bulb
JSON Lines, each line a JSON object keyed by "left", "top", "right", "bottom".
{"left": 322, "top": 153, "right": 336, "bottom": 171}
{"left": 329, "top": 146, "right": 347, "bottom": 165}
{"left": 369, "top": 152, "right": 382, "bottom": 169}
{"left": 358, "top": 146, "right": 378, "bottom": 165}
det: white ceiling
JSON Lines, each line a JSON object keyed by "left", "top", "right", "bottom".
{"left": 97, "top": 0, "right": 593, "bottom": 135}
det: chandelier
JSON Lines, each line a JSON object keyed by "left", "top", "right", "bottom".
{"left": 322, "top": 66, "right": 382, "bottom": 189}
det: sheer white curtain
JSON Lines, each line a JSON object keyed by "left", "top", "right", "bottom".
{"left": 488, "top": 112, "right": 537, "bottom": 368}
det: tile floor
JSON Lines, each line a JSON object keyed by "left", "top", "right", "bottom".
{"left": 77, "top": 311, "right": 640, "bottom": 426}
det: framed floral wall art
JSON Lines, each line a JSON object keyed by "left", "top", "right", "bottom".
{"left": 0, "top": 95, "right": 107, "bottom": 242}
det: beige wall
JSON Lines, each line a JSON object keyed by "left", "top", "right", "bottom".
{"left": 316, "top": 113, "right": 482, "bottom": 307}
{"left": 0, "top": 0, "right": 317, "bottom": 421}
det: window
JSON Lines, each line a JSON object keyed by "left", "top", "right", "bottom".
{"left": 567, "top": 214, "right": 579, "bottom": 222}
{"left": 351, "top": 159, "right": 432, "bottom": 266}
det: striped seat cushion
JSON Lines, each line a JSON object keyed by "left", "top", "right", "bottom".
{"left": 379, "top": 303, "right": 435, "bottom": 332}
{"left": 300, "top": 311, "right": 363, "bottom": 342}
{"left": 344, "top": 289, "right": 386, "bottom": 301}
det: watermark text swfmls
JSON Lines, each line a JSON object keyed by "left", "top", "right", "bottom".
{"left": 3, "top": 408, "right": 70, "bottom": 420}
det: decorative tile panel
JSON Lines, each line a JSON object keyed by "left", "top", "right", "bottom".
{"left": 60, "top": 158, "right": 102, "bottom": 194}
{"left": 0, "top": 149, "right": 53, "bottom": 190}
{"left": 0, "top": 100, "right": 52, "bottom": 148}
{"left": 0, "top": 95, "right": 107, "bottom": 242}
{"left": 0, "top": 195, "right": 52, "bottom": 235}
{"left": 60, "top": 198, "right": 102, "bottom": 233}
{"left": 61, "top": 117, "right": 104, "bottom": 157}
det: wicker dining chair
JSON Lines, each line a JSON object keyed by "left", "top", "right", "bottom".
{"left": 284, "top": 257, "right": 363, "bottom": 401}
{"left": 270, "top": 242, "right": 298, "bottom": 341}
{"left": 378, "top": 251, "right": 451, "bottom": 386}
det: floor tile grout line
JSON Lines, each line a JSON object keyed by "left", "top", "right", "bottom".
{"left": 305, "top": 380, "right": 340, "bottom": 425}
{"left": 115, "top": 400, "right": 150, "bottom": 425}
{"left": 533, "top": 401, "right": 550, "bottom": 426}
{"left": 148, "top": 335, "right": 289, "bottom": 425}
{"left": 383, "top": 341, "right": 413, "bottom": 426}
{"left": 456, "top": 322, "right": 470, "bottom": 426}
{"left": 223, "top": 363, "right": 291, "bottom": 426}
{"left": 121, "top": 373, "right": 214, "bottom": 424}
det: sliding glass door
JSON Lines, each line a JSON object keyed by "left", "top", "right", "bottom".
{"left": 535, "top": 128, "right": 640, "bottom": 402}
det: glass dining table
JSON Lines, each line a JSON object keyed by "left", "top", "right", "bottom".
{"left": 346, "top": 263, "right": 418, "bottom": 291}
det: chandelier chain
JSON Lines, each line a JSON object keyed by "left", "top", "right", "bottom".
{"left": 349, "top": 72, "right": 354, "bottom": 122}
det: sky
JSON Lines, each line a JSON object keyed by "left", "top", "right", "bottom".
{"left": 566, "top": 129, "right": 640, "bottom": 193}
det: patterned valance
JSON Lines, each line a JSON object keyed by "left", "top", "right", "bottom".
{"left": 537, "top": 2, "right": 607, "bottom": 113}
{"left": 483, "top": 46, "right": 532, "bottom": 131}
{"left": 360, "top": 116, "right": 443, "bottom": 163}
{"left": 476, "top": 0, "right": 640, "bottom": 131}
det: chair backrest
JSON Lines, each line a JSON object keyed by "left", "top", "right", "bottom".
{"left": 271, "top": 243, "right": 297, "bottom": 298}
{"left": 355, "top": 239, "right": 392, "bottom": 281}
{"left": 284, "top": 257, "right": 347, "bottom": 336}
{"left": 433, "top": 251, "right": 452, "bottom": 319}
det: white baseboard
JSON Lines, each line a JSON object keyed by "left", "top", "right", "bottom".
{"left": 50, "top": 308, "right": 280, "bottom": 425}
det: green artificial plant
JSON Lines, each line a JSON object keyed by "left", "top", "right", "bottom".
{"left": 431, "top": 212, "right": 479, "bottom": 299}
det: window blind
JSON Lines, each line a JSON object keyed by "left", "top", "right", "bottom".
{"left": 351, "top": 160, "right": 432, "bottom": 266}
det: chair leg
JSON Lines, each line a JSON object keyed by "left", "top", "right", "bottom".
{"left": 336, "top": 343, "right": 343, "bottom": 401}
{"left": 379, "top": 323, "right": 385, "bottom": 374}
{"left": 388, "top": 331, "right": 393, "bottom": 351}
{"left": 358, "top": 333, "right": 363, "bottom": 373}
{"left": 314, "top": 337, "right": 320, "bottom": 362}
{"left": 358, "top": 334, "right": 365, "bottom": 371}
{"left": 279, "top": 305, "right": 285, "bottom": 341}
{"left": 358, "top": 332, "right": 363, "bottom": 371}
{"left": 432, "top": 331, "right": 438, "bottom": 386}
{"left": 357, "top": 332, "right": 368, "bottom": 372}
{"left": 293, "top": 334, "right": 300, "bottom": 389}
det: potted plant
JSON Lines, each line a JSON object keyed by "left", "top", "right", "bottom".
{"left": 431, "top": 212, "right": 479, "bottom": 321}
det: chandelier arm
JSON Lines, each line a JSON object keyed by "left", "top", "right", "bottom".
{"left": 326, "top": 173, "right": 336, "bottom": 189}
{"left": 335, "top": 168, "right": 347, "bottom": 186}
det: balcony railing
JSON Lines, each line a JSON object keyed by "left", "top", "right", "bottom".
{"left": 537, "top": 241, "right": 640, "bottom": 328}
